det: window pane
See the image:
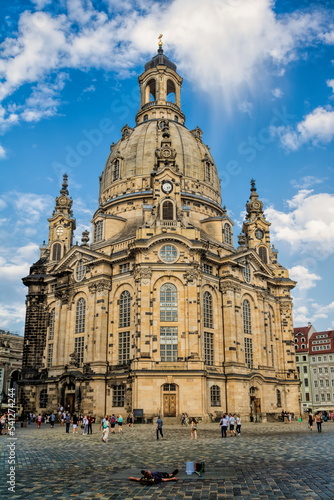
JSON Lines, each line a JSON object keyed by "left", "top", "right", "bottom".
{"left": 119, "top": 331, "right": 130, "bottom": 364}
{"left": 204, "top": 332, "right": 214, "bottom": 365}
{"left": 119, "top": 291, "right": 131, "bottom": 328}
{"left": 160, "top": 283, "right": 178, "bottom": 322}
{"left": 243, "top": 300, "right": 252, "bottom": 334}
{"left": 75, "top": 298, "right": 86, "bottom": 333}
{"left": 160, "top": 327, "right": 178, "bottom": 362}
{"left": 203, "top": 292, "right": 213, "bottom": 328}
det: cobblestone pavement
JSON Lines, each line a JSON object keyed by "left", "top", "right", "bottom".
{"left": 1, "top": 420, "right": 334, "bottom": 499}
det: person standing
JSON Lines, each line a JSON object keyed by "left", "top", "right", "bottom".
{"left": 49, "top": 413, "right": 56, "bottom": 428}
{"left": 156, "top": 416, "right": 163, "bottom": 440}
{"left": 72, "top": 414, "right": 78, "bottom": 434}
{"left": 220, "top": 414, "right": 229, "bottom": 438}
{"left": 65, "top": 412, "right": 71, "bottom": 433}
{"left": 315, "top": 412, "right": 323, "bottom": 433}
{"left": 236, "top": 415, "right": 242, "bottom": 436}
{"left": 82, "top": 415, "right": 89, "bottom": 435}
{"left": 87, "top": 414, "right": 93, "bottom": 434}
{"left": 190, "top": 418, "right": 198, "bottom": 439}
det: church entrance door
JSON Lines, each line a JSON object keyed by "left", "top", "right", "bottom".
{"left": 163, "top": 394, "right": 176, "bottom": 417}
{"left": 66, "top": 393, "right": 75, "bottom": 414}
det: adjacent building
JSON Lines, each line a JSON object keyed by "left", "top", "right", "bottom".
{"left": 294, "top": 324, "right": 334, "bottom": 412}
{"left": 0, "top": 330, "right": 23, "bottom": 408}
{"left": 20, "top": 44, "right": 300, "bottom": 421}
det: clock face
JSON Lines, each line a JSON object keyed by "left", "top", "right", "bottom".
{"left": 56, "top": 226, "right": 64, "bottom": 236}
{"left": 162, "top": 149, "right": 171, "bottom": 158}
{"left": 162, "top": 181, "right": 173, "bottom": 194}
{"left": 59, "top": 197, "right": 66, "bottom": 205}
{"left": 255, "top": 229, "right": 264, "bottom": 240}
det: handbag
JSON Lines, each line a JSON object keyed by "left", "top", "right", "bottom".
{"left": 195, "top": 462, "right": 205, "bottom": 474}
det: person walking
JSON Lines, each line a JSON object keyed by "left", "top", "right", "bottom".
{"left": 308, "top": 412, "right": 314, "bottom": 431}
{"left": 190, "top": 418, "right": 198, "bottom": 439}
{"left": 117, "top": 414, "right": 123, "bottom": 433}
{"left": 315, "top": 412, "right": 323, "bottom": 433}
{"left": 229, "top": 414, "right": 236, "bottom": 436}
{"left": 100, "top": 416, "right": 110, "bottom": 442}
{"left": 156, "top": 416, "right": 163, "bottom": 440}
{"left": 220, "top": 414, "right": 229, "bottom": 438}
{"left": 36, "top": 414, "right": 42, "bottom": 428}
{"left": 110, "top": 414, "right": 117, "bottom": 433}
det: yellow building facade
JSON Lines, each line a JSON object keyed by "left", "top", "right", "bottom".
{"left": 21, "top": 46, "right": 300, "bottom": 421}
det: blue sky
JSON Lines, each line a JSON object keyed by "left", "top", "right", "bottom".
{"left": 0, "top": 0, "right": 334, "bottom": 335}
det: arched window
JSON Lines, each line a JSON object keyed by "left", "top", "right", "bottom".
{"left": 205, "top": 162, "right": 211, "bottom": 182}
{"left": 203, "top": 291, "right": 213, "bottom": 328}
{"left": 52, "top": 242, "right": 62, "bottom": 261}
{"left": 75, "top": 298, "right": 86, "bottom": 334}
{"left": 162, "top": 200, "right": 174, "bottom": 220}
{"left": 224, "top": 223, "right": 232, "bottom": 245}
{"left": 94, "top": 220, "right": 103, "bottom": 242}
{"left": 49, "top": 309, "right": 55, "bottom": 340}
{"left": 75, "top": 260, "right": 86, "bottom": 282}
{"left": 258, "top": 246, "right": 267, "bottom": 263}
{"left": 160, "top": 283, "right": 178, "bottom": 322}
{"left": 243, "top": 299, "right": 252, "bottom": 334}
{"left": 243, "top": 263, "right": 251, "bottom": 283}
{"left": 167, "top": 79, "right": 176, "bottom": 103}
{"left": 39, "top": 388, "right": 48, "bottom": 408}
{"left": 113, "top": 159, "right": 120, "bottom": 181}
{"left": 119, "top": 290, "right": 131, "bottom": 328}
{"left": 210, "top": 385, "right": 221, "bottom": 406}
{"left": 143, "top": 114, "right": 148, "bottom": 122}
{"left": 146, "top": 79, "right": 156, "bottom": 102}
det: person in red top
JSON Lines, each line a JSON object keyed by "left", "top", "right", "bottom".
{"left": 87, "top": 415, "right": 93, "bottom": 434}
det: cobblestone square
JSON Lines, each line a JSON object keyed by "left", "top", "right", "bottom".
{"left": 1, "top": 420, "right": 333, "bottom": 499}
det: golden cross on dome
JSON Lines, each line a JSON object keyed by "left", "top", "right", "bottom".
{"left": 158, "top": 34, "right": 163, "bottom": 47}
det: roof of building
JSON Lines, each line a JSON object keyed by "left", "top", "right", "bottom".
{"left": 144, "top": 47, "right": 177, "bottom": 72}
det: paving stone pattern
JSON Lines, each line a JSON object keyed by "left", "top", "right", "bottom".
{"left": 1, "top": 421, "right": 334, "bottom": 499}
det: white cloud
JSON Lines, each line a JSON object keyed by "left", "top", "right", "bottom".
{"left": 238, "top": 100, "right": 253, "bottom": 114}
{"left": 272, "top": 88, "right": 283, "bottom": 98}
{"left": 289, "top": 265, "right": 321, "bottom": 290}
{"left": 0, "top": 302, "right": 26, "bottom": 330}
{"left": 273, "top": 106, "right": 334, "bottom": 150}
{"left": 0, "top": 145, "right": 6, "bottom": 158}
{"left": 293, "top": 298, "right": 334, "bottom": 329}
{"left": 0, "top": 0, "right": 331, "bottom": 128}
{"left": 291, "top": 176, "right": 325, "bottom": 189}
{"left": 327, "top": 78, "right": 334, "bottom": 93}
{"left": 265, "top": 189, "right": 334, "bottom": 257}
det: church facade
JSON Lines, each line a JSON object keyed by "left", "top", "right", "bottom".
{"left": 20, "top": 46, "right": 300, "bottom": 421}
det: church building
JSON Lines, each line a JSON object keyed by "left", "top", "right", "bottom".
{"left": 20, "top": 43, "right": 300, "bottom": 421}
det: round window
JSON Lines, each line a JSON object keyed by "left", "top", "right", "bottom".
{"left": 160, "top": 245, "right": 178, "bottom": 263}
{"left": 75, "top": 260, "right": 86, "bottom": 282}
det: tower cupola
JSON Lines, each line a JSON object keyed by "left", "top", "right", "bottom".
{"left": 136, "top": 36, "right": 185, "bottom": 125}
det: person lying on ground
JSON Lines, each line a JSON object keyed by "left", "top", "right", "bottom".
{"left": 129, "top": 469, "right": 179, "bottom": 485}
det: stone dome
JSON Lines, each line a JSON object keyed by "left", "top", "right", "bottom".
{"left": 100, "top": 119, "right": 221, "bottom": 207}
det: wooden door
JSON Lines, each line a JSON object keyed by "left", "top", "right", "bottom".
{"left": 163, "top": 394, "right": 176, "bottom": 416}
{"left": 255, "top": 398, "right": 261, "bottom": 415}
{"left": 66, "top": 394, "right": 75, "bottom": 414}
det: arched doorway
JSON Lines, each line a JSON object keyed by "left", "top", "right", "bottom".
{"left": 60, "top": 381, "right": 76, "bottom": 414}
{"left": 162, "top": 383, "right": 177, "bottom": 417}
